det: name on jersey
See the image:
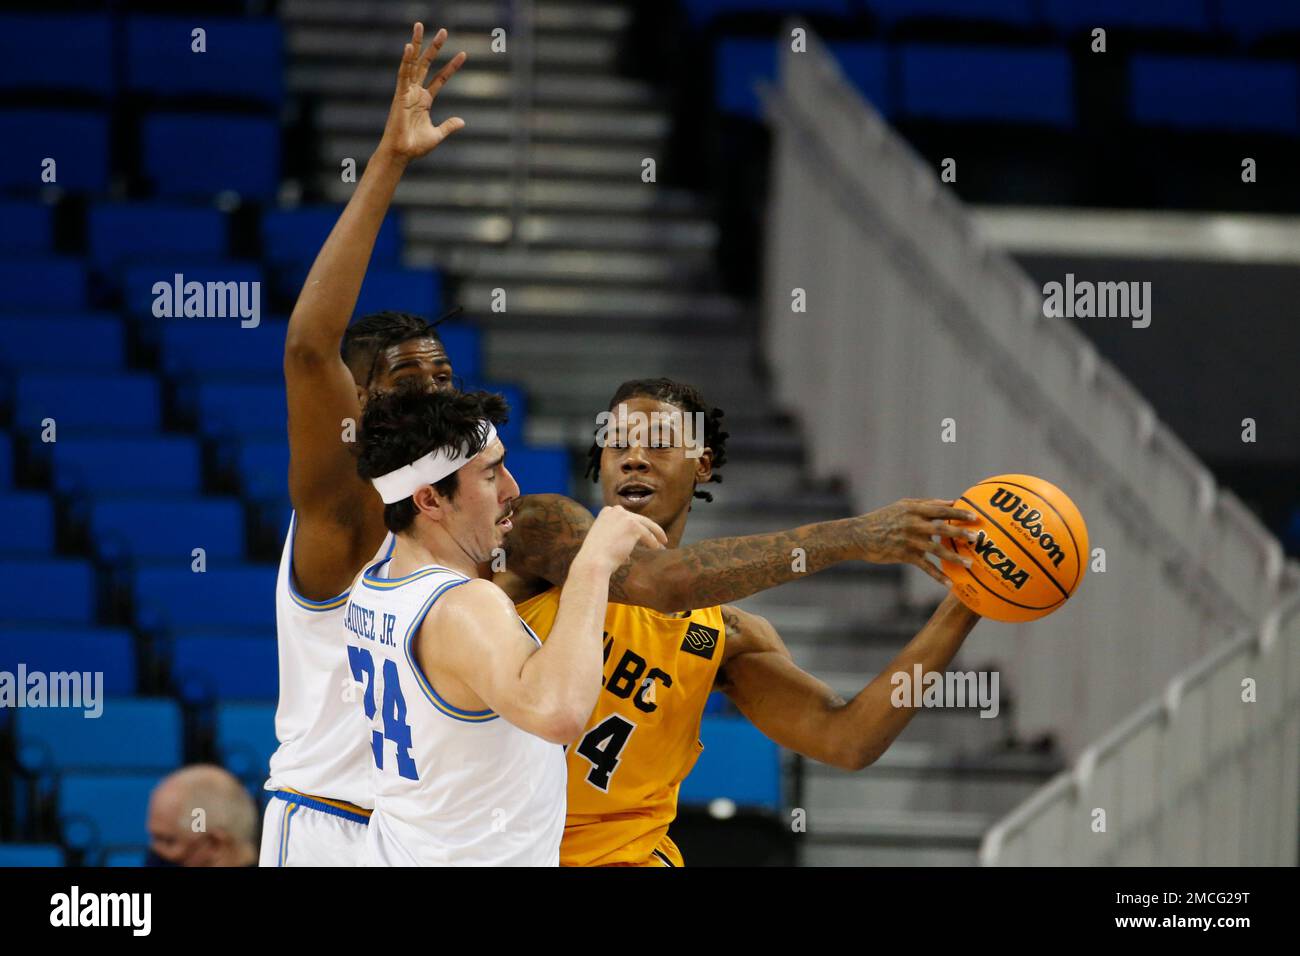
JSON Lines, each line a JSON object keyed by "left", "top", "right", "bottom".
{"left": 601, "top": 632, "right": 673, "bottom": 713}
{"left": 345, "top": 601, "right": 397, "bottom": 646}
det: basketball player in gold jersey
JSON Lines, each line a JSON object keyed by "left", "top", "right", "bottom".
{"left": 502, "top": 380, "right": 983, "bottom": 866}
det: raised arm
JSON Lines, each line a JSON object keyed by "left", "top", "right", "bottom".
{"left": 283, "top": 23, "right": 465, "bottom": 599}
{"left": 501, "top": 493, "right": 979, "bottom": 612}
{"left": 714, "top": 596, "right": 981, "bottom": 771}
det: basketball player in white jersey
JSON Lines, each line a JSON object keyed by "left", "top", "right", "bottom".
{"left": 265, "top": 20, "right": 974, "bottom": 865}
{"left": 260, "top": 24, "right": 468, "bottom": 866}
{"left": 345, "top": 385, "right": 665, "bottom": 865}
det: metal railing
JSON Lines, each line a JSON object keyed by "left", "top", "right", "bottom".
{"left": 981, "top": 590, "right": 1300, "bottom": 864}
{"left": 760, "top": 25, "right": 1296, "bottom": 756}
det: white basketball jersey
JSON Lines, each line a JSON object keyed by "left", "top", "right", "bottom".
{"left": 346, "top": 556, "right": 567, "bottom": 867}
{"left": 266, "top": 513, "right": 395, "bottom": 808}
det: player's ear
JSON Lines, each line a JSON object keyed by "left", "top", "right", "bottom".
{"left": 693, "top": 447, "right": 714, "bottom": 485}
{"left": 411, "top": 484, "right": 445, "bottom": 522}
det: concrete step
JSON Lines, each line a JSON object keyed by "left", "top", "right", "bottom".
{"left": 397, "top": 208, "right": 717, "bottom": 252}
{"left": 428, "top": 245, "right": 715, "bottom": 288}
{"left": 280, "top": 0, "right": 632, "bottom": 36}
{"left": 289, "top": 65, "right": 657, "bottom": 108}
{"left": 321, "top": 135, "right": 672, "bottom": 181}
{"left": 463, "top": 281, "right": 741, "bottom": 323}
{"left": 799, "top": 842, "right": 981, "bottom": 866}
{"left": 288, "top": 27, "right": 622, "bottom": 72}
{"left": 316, "top": 102, "right": 670, "bottom": 144}
{"left": 801, "top": 807, "right": 991, "bottom": 844}
{"left": 801, "top": 751, "right": 1057, "bottom": 816}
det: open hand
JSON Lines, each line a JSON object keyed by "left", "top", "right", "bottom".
{"left": 379, "top": 23, "right": 466, "bottom": 164}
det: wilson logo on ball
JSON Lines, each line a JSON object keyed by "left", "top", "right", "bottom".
{"left": 987, "top": 488, "right": 1067, "bottom": 569}
{"left": 941, "top": 474, "right": 1089, "bottom": 624}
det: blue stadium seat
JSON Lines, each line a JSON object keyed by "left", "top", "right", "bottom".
{"left": 0, "top": 844, "right": 64, "bottom": 867}
{"left": 0, "top": 315, "right": 125, "bottom": 371}
{"left": 0, "top": 433, "right": 11, "bottom": 487}
{"left": 17, "top": 699, "right": 181, "bottom": 774}
{"left": 173, "top": 635, "right": 278, "bottom": 702}
{"left": 0, "top": 200, "right": 54, "bottom": 254}
{"left": 0, "top": 258, "right": 87, "bottom": 311}
{"left": 15, "top": 372, "right": 161, "bottom": 433}
{"left": 1220, "top": 1, "right": 1300, "bottom": 43}
{"left": 683, "top": 0, "right": 853, "bottom": 28}
{"left": 122, "top": 261, "right": 264, "bottom": 319}
{"left": 832, "top": 42, "right": 891, "bottom": 111}
{"left": 1042, "top": 0, "right": 1211, "bottom": 34}
{"left": 234, "top": 440, "right": 287, "bottom": 502}
{"left": 88, "top": 203, "right": 228, "bottom": 271}
{"left": 0, "top": 626, "right": 137, "bottom": 696}
{"left": 193, "top": 381, "right": 285, "bottom": 439}
{"left": 0, "top": 558, "right": 96, "bottom": 626}
{"left": 718, "top": 39, "right": 889, "bottom": 119}
{"left": 104, "top": 848, "right": 145, "bottom": 867}
{"left": 0, "top": 15, "right": 113, "bottom": 97}
{"left": 216, "top": 701, "right": 278, "bottom": 783}
{"left": 0, "top": 110, "right": 110, "bottom": 193}
{"left": 59, "top": 773, "right": 160, "bottom": 852}
{"left": 678, "top": 715, "right": 781, "bottom": 810}
{"left": 507, "top": 447, "right": 572, "bottom": 496}
{"left": 262, "top": 206, "right": 401, "bottom": 268}
{"left": 899, "top": 44, "right": 1074, "bottom": 127}
{"left": 717, "top": 38, "right": 778, "bottom": 119}
{"left": 0, "top": 492, "right": 54, "bottom": 555}
{"left": 89, "top": 497, "right": 246, "bottom": 563}
{"left": 434, "top": 322, "right": 482, "bottom": 386}
{"left": 157, "top": 317, "right": 286, "bottom": 379}
{"left": 354, "top": 267, "right": 443, "bottom": 318}
{"left": 141, "top": 114, "right": 280, "bottom": 200}
{"left": 49, "top": 436, "right": 201, "bottom": 496}
{"left": 1130, "top": 55, "right": 1298, "bottom": 135}
{"left": 126, "top": 17, "right": 284, "bottom": 108}
{"left": 869, "top": 0, "right": 1036, "bottom": 28}
{"left": 134, "top": 564, "right": 276, "bottom": 633}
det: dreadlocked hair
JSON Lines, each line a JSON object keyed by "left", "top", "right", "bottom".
{"left": 356, "top": 379, "right": 511, "bottom": 533}
{"left": 584, "top": 377, "right": 728, "bottom": 503}
{"left": 340, "top": 307, "right": 462, "bottom": 388}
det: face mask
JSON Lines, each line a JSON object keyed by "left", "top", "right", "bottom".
{"left": 144, "top": 848, "right": 182, "bottom": 868}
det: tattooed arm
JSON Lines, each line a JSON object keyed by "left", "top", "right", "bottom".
{"left": 499, "top": 493, "right": 978, "bottom": 612}
{"left": 715, "top": 596, "right": 981, "bottom": 770}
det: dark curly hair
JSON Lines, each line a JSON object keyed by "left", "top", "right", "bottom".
{"left": 357, "top": 380, "right": 511, "bottom": 533}
{"left": 584, "top": 378, "right": 728, "bottom": 503}
{"left": 341, "top": 308, "right": 461, "bottom": 388}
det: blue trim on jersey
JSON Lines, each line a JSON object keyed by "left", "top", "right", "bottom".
{"left": 361, "top": 562, "right": 457, "bottom": 590}
{"left": 284, "top": 512, "right": 394, "bottom": 612}
{"left": 270, "top": 788, "right": 372, "bottom": 826}
{"left": 520, "top": 617, "right": 542, "bottom": 648}
{"left": 401, "top": 578, "right": 502, "bottom": 723}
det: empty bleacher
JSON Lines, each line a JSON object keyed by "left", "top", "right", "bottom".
{"left": 0, "top": 6, "right": 578, "bottom": 864}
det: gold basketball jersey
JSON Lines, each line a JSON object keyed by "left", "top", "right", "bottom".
{"left": 515, "top": 587, "right": 726, "bottom": 867}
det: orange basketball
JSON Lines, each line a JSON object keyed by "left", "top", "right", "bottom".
{"left": 941, "top": 474, "right": 1088, "bottom": 623}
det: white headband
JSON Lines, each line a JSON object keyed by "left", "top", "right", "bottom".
{"left": 370, "top": 422, "right": 498, "bottom": 504}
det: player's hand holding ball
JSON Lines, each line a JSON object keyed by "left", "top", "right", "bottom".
{"left": 940, "top": 474, "right": 1089, "bottom": 623}
{"left": 851, "top": 498, "right": 982, "bottom": 587}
